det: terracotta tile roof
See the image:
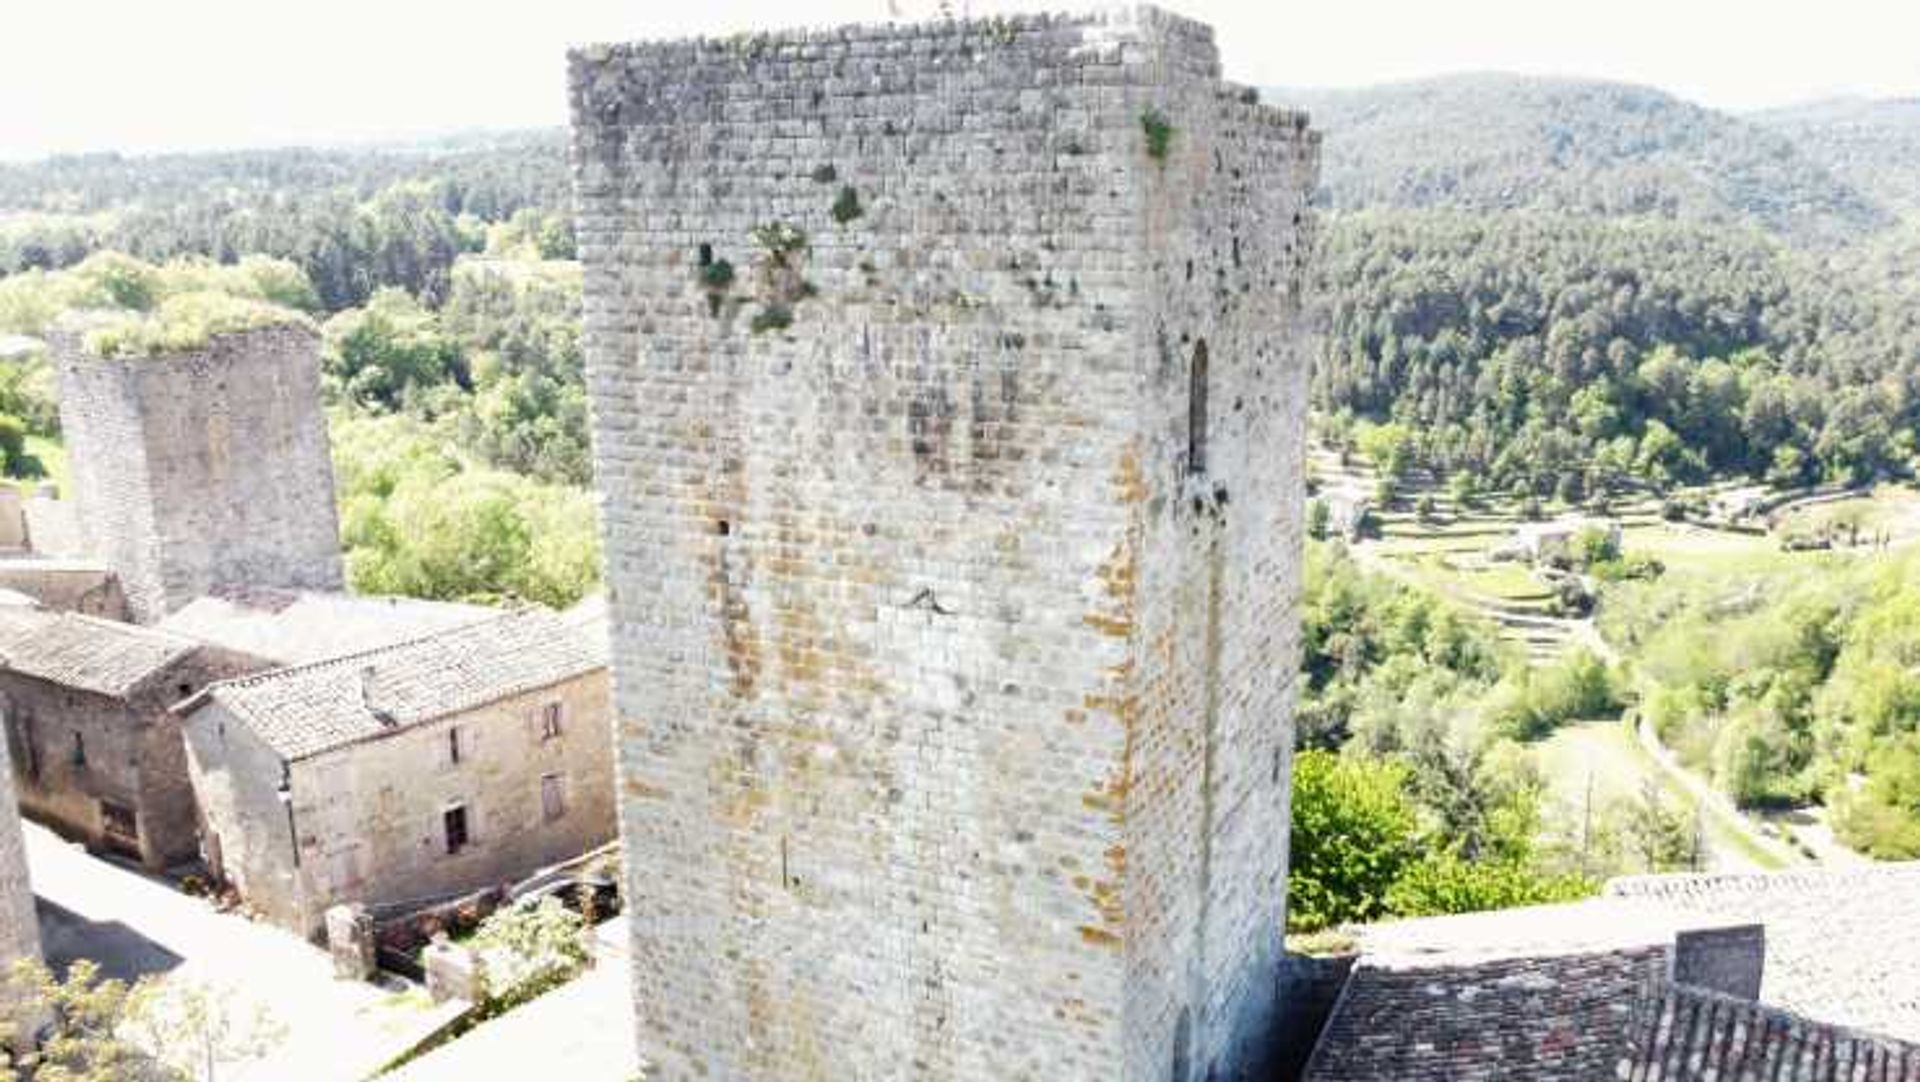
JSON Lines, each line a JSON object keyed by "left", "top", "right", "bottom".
{"left": 180, "top": 607, "right": 608, "bottom": 761}
{"left": 0, "top": 607, "right": 201, "bottom": 699}
{"left": 1607, "top": 863, "right": 1920, "bottom": 1042}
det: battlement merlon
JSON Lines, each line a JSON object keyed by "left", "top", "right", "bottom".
{"left": 47, "top": 322, "right": 321, "bottom": 367}
{"left": 566, "top": 5, "right": 1317, "bottom": 189}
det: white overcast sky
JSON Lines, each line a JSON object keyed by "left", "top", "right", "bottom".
{"left": 4, "top": 0, "right": 1918, "bottom": 160}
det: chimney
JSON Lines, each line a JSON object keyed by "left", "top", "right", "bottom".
{"left": 360, "top": 666, "right": 398, "bottom": 727}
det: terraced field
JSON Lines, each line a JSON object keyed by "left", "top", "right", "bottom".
{"left": 1305, "top": 441, "right": 1920, "bottom": 873}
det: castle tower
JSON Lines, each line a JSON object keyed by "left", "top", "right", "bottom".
{"left": 570, "top": 8, "right": 1318, "bottom": 1078}
{"left": 53, "top": 325, "right": 344, "bottom": 624}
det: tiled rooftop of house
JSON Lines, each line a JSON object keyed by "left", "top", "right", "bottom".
{"left": 1608, "top": 863, "right": 1920, "bottom": 1043}
{"left": 179, "top": 606, "right": 608, "bottom": 761}
{"left": 0, "top": 606, "right": 201, "bottom": 699}
{"left": 1339, "top": 896, "right": 1726, "bottom": 967}
{"left": 158, "top": 588, "right": 492, "bottom": 666}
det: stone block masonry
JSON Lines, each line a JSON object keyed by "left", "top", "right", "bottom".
{"left": 570, "top": 6, "right": 1317, "bottom": 1080}
{"left": 53, "top": 326, "right": 344, "bottom": 624}
{"left": 0, "top": 716, "right": 39, "bottom": 1008}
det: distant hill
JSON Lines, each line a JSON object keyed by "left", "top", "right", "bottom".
{"left": 1270, "top": 74, "right": 1894, "bottom": 246}
{"left": 1752, "top": 97, "right": 1920, "bottom": 218}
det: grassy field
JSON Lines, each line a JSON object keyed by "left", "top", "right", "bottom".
{"left": 1532, "top": 719, "right": 1791, "bottom": 874}
{"left": 1617, "top": 521, "right": 1795, "bottom": 577}
{"left": 1774, "top": 484, "right": 1920, "bottom": 541}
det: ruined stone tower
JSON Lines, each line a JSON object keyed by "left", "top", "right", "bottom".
{"left": 570, "top": 7, "right": 1318, "bottom": 1078}
{"left": 54, "top": 325, "right": 344, "bottom": 624}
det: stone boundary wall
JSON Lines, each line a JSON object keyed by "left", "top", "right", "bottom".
{"left": 0, "top": 562, "right": 126, "bottom": 619}
{"left": 1624, "top": 982, "right": 1920, "bottom": 1081}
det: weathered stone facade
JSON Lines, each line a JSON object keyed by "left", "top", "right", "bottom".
{"left": 0, "top": 718, "right": 40, "bottom": 1004}
{"left": 0, "top": 561, "right": 125, "bottom": 621}
{"left": 178, "top": 608, "right": 615, "bottom": 936}
{"left": 570, "top": 7, "right": 1316, "bottom": 1079}
{"left": 53, "top": 326, "right": 344, "bottom": 624}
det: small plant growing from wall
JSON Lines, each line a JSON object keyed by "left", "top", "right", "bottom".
{"left": 697, "top": 253, "right": 736, "bottom": 318}
{"left": 831, "top": 185, "right": 864, "bottom": 225}
{"left": 1141, "top": 108, "right": 1175, "bottom": 163}
{"left": 750, "top": 305, "right": 794, "bottom": 335}
{"left": 751, "top": 221, "right": 809, "bottom": 265}
{"left": 746, "top": 221, "right": 814, "bottom": 332}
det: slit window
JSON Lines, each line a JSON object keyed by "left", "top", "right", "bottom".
{"left": 1188, "top": 339, "right": 1210, "bottom": 475}
{"left": 448, "top": 726, "right": 463, "bottom": 765}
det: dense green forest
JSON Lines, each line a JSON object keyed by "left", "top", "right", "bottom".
{"left": 1280, "top": 75, "right": 1892, "bottom": 244}
{"left": 1291, "top": 76, "right": 1920, "bottom": 501}
{"left": 1753, "top": 97, "right": 1920, "bottom": 218}
{"left": 1314, "top": 212, "right": 1920, "bottom": 497}
{"left": 0, "top": 132, "right": 568, "bottom": 307}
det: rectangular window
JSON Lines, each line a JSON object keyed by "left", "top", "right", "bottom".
{"left": 443, "top": 805, "right": 469, "bottom": 855}
{"left": 541, "top": 774, "right": 566, "bottom": 822}
{"left": 540, "top": 702, "right": 564, "bottom": 742}
{"left": 448, "top": 726, "right": 463, "bottom": 765}
{"left": 101, "top": 801, "right": 137, "bottom": 842}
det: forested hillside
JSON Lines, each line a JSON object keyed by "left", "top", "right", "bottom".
{"left": 0, "top": 131, "right": 568, "bottom": 308}
{"left": 1278, "top": 75, "right": 1891, "bottom": 245}
{"left": 1315, "top": 212, "right": 1920, "bottom": 498}
{"left": 1280, "top": 76, "right": 1920, "bottom": 499}
{"left": 1753, "top": 97, "right": 1920, "bottom": 218}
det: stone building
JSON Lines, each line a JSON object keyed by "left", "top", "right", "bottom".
{"left": 570, "top": 7, "right": 1317, "bottom": 1079}
{"left": 175, "top": 607, "right": 614, "bottom": 937}
{"left": 52, "top": 325, "right": 344, "bottom": 624}
{"left": 0, "top": 606, "right": 268, "bottom": 868}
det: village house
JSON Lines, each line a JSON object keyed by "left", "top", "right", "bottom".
{"left": 175, "top": 606, "right": 614, "bottom": 937}
{"left": 0, "top": 606, "right": 269, "bottom": 868}
{"left": 1499, "top": 516, "right": 1623, "bottom": 566}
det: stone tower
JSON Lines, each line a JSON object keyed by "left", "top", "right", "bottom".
{"left": 54, "top": 325, "right": 344, "bottom": 623}
{"left": 570, "top": 7, "right": 1318, "bottom": 1079}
